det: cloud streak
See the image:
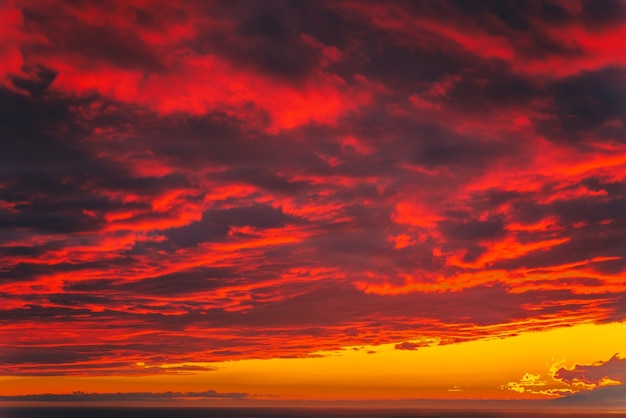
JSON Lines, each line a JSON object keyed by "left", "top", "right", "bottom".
{"left": 0, "top": 390, "right": 248, "bottom": 403}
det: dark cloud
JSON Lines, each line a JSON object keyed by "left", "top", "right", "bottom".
{"left": 186, "top": 4, "right": 323, "bottom": 81}
{"left": 21, "top": 4, "right": 166, "bottom": 72}
{"left": 0, "top": 195, "right": 108, "bottom": 234}
{"left": 0, "top": 257, "right": 136, "bottom": 283}
{"left": 120, "top": 267, "right": 238, "bottom": 296}
{"left": 492, "top": 221, "right": 626, "bottom": 271}
{"left": 394, "top": 341, "right": 420, "bottom": 351}
{"left": 540, "top": 68, "right": 626, "bottom": 142}
{"left": 446, "top": 68, "right": 540, "bottom": 110}
{"left": 9, "top": 65, "right": 58, "bottom": 98}
{"left": 388, "top": 122, "right": 520, "bottom": 171}
{"left": 164, "top": 204, "right": 299, "bottom": 249}
{"left": 0, "top": 0, "right": 625, "bottom": 379}
{"left": 591, "top": 257, "right": 626, "bottom": 275}
{"left": 580, "top": 0, "right": 626, "bottom": 29}
{"left": 0, "top": 85, "right": 84, "bottom": 167}
{"left": 359, "top": 44, "right": 467, "bottom": 86}
{"left": 555, "top": 354, "right": 626, "bottom": 387}
{"left": 0, "top": 390, "right": 248, "bottom": 402}
{"left": 440, "top": 216, "right": 506, "bottom": 242}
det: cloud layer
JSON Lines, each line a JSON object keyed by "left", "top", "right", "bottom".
{"left": 1, "top": 0, "right": 626, "bottom": 377}
{"left": 0, "top": 390, "right": 248, "bottom": 402}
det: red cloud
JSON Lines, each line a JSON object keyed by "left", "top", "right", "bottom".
{"left": 1, "top": 0, "right": 625, "bottom": 377}
{"left": 6, "top": 0, "right": 374, "bottom": 131}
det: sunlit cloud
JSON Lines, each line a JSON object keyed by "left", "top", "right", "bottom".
{"left": 555, "top": 354, "right": 626, "bottom": 389}
{"left": 0, "top": 0, "right": 625, "bottom": 404}
{"left": 503, "top": 352, "right": 626, "bottom": 399}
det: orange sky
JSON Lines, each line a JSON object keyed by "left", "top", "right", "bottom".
{"left": 1, "top": 0, "right": 626, "bottom": 408}
{"left": 5, "top": 321, "right": 625, "bottom": 401}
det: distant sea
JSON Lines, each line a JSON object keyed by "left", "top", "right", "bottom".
{"left": 1, "top": 408, "right": 625, "bottom": 418}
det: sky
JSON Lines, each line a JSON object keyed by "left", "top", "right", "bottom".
{"left": 1, "top": 0, "right": 626, "bottom": 409}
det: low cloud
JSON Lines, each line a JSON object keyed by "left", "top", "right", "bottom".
{"left": 501, "top": 372, "right": 572, "bottom": 396}
{"left": 554, "top": 353, "right": 626, "bottom": 389}
{"left": 393, "top": 338, "right": 440, "bottom": 351}
{"left": 394, "top": 341, "right": 420, "bottom": 351}
{"left": 504, "top": 354, "right": 626, "bottom": 401}
{"left": 0, "top": 390, "right": 248, "bottom": 403}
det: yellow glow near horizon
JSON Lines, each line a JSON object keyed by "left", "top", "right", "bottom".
{"left": 2, "top": 321, "right": 625, "bottom": 400}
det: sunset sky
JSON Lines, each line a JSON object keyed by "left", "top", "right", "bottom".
{"left": 1, "top": 0, "right": 626, "bottom": 408}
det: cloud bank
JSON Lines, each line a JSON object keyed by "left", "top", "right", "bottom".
{"left": 0, "top": 390, "right": 248, "bottom": 403}
{"left": 0, "top": 0, "right": 625, "bottom": 377}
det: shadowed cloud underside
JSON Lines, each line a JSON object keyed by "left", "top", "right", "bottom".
{"left": 1, "top": 0, "right": 626, "bottom": 404}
